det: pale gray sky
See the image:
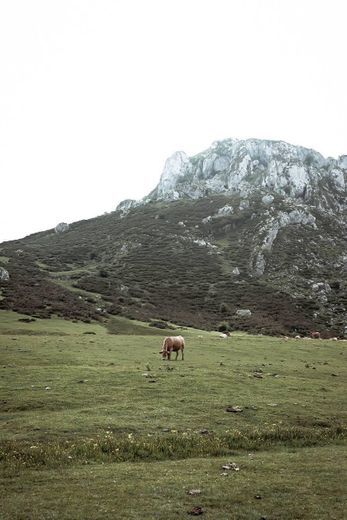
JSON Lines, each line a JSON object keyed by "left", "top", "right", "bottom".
{"left": 1, "top": 0, "right": 346, "bottom": 242}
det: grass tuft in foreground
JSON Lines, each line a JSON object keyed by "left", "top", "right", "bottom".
{"left": 1, "top": 424, "right": 345, "bottom": 472}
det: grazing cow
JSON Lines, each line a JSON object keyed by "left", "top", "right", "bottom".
{"left": 310, "top": 331, "right": 321, "bottom": 339}
{"left": 160, "top": 336, "right": 185, "bottom": 360}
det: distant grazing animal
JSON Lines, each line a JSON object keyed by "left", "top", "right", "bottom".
{"left": 295, "top": 335, "right": 301, "bottom": 339}
{"left": 310, "top": 331, "right": 321, "bottom": 339}
{"left": 160, "top": 336, "right": 185, "bottom": 360}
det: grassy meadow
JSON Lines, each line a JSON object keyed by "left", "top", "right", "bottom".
{"left": 0, "top": 310, "right": 346, "bottom": 519}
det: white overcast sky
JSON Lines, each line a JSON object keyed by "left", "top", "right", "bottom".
{"left": 0, "top": 0, "right": 346, "bottom": 242}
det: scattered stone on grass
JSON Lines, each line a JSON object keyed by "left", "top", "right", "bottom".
{"left": 199, "top": 429, "right": 211, "bottom": 435}
{"left": 188, "top": 506, "right": 204, "bottom": 515}
{"left": 226, "top": 406, "right": 243, "bottom": 413}
{"left": 331, "top": 373, "right": 338, "bottom": 377}
{"left": 222, "top": 462, "right": 240, "bottom": 471}
{"left": 45, "top": 386, "right": 51, "bottom": 390}
{"left": 253, "top": 373, "right": 263, "bottom": 378}
{"left": 77, "top": 379, "right": 88, "bottom": 383}
{"left": 255, "top": 495, "right": 262, "bottom": 499}
{"left": 187, "top": 489, "right": 202, "bottom": 496}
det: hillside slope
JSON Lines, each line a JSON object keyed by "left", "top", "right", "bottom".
{"left": 1, "top": 139, "right": 346, "bottom": 336}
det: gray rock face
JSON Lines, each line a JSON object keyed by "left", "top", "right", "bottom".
{"left": 55, "top": 222, "right": 69, "bottom": 234}
{"left": 116, "top": 199, "right": 137, "bottom": 212}
{"left": 147, "top": 139, "right": 346, "bottom": 211}
{"left": 214, "top": 155, "right": 230, "bottom": 172}
{"left": 338, "top": 155, "right": 347, "bottom": 169}
{"left": 251, "top": 209, "right": 317, "bottom": 276}
{"left": 0, "top": 267, "right": 9, "bottom": 281}
{"left": 156, "top": 151, "right": 192, "bottom": 199}
{"left": 116, "top": 199, "right": 140, "bottom": 217}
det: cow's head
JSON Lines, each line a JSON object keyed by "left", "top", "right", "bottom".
{"left": 160, "top": 349, "right": 168, "bottom": 359}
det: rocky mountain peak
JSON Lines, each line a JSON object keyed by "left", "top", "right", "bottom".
{"left": 145, "top": 138, "right": 346, "bottom": 211}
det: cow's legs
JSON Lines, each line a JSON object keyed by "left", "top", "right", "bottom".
{"left": 181, "top": 349, "right": 184, "bottom": 361}
{"left": 175, "top": 350, "right": 179, "bottom": 360}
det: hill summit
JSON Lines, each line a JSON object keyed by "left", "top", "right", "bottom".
{"left": 1, "top": 138, "right": 346, "bottom": 337}
{"left": 122, "top": 138, "right": 346, "bottom": 212}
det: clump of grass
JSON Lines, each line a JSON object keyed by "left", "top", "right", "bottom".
{"left": 1, "top": 425, "right": 345, "bottom": 471}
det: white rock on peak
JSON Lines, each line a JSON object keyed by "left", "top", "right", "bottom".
{"left": 115, "top": 138, "right": 346, "bottom": 214}
{"left": 338, "top": 155, "right": 347, "bottom": 169}
{"left": 150, "top": 138, "right": 346, "bottom": 206}
{"left": 156, "top": 151, "right": 191, "bottom": 199}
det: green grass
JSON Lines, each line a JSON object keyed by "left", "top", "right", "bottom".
{"left": 0, "top": 311, "right": 346, "bottom": 518}
{"left": 1, "top": 446, "right": 346, "bottom": 519}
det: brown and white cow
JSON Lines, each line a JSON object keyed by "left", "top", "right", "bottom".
{"left": 160, "top": 336, "right": 185, "bottom": 360}
{"left": 310, "top": 331, "right": 321, "bottom": 339}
